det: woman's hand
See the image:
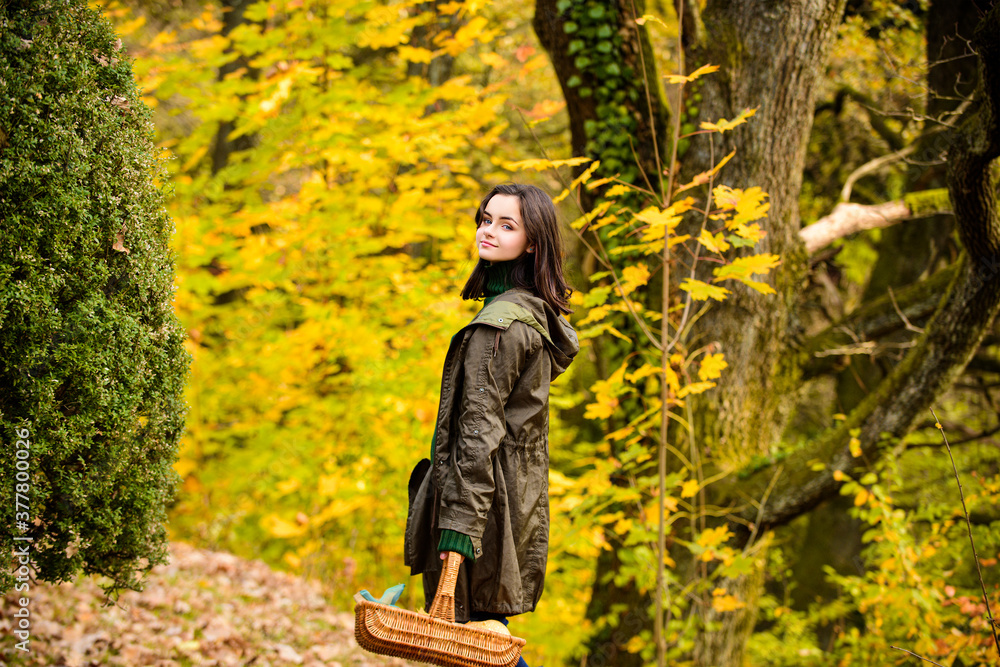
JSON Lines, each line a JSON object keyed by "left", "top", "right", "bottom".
{"left": 439, "top": 551, "right": 465, "bottom": 565}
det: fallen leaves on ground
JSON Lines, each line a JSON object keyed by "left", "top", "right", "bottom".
{"left": 1, "top": 542, "right": 413, "bottom": 667}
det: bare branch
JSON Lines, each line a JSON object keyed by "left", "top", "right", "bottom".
{"left": 841, "top": 144, "right": 919, "bottom": 202}
{"left": 888, "top": 286, "right": 925, "bottom": 334}
{"left": 890, "top": 646, "right": 947, "bottom": 667}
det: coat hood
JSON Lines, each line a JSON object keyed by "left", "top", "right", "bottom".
{"left": 469, "top": 289, "right": 579, "bottom": 378}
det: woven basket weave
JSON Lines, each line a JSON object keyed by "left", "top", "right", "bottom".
{"left": 354, "top": 552, "right": 526, "bottom": 667}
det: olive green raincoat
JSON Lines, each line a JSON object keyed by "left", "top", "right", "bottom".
{"left": 404, "top": 289, "right": 579, "bottom": 621}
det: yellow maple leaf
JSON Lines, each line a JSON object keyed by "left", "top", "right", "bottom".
{"left": 613, "top": 518, "right": 633, "bottom": 534}
{"left": 713, "top": 254, "right": 781, "bottom": 281}
{"left": 635, "top": 205, "right": 682, "bottom": 231}
{"left": 261, "top": 514, "right": 308, "bottom": 538}
{"left": 577, "top": 304, "right": 611, "bottom": 327}
{"left": 584, "top": 397, "right": 618, "bottom": 420}
{"left": 700, "top": 107, "right": 757, "bottom": 133}
{"left": 741, "top": 279, "right": 777, "bottom": 295}
{"left": 605, "top": 183, "right": 632, "bottom": 198}
{"left": 664, "top": 365, "right": 681, "bottom": 394}
{"left": 676, "top": 150, "right": 736, "bottom": 195}
{"left": 525, "top": 98, "right": 566, "bottom": 121}
{"left": 712, "top": 185, "right": 768, "bottom": 225}
{"left": 400, "top": 45, "right": 436, "bottom": 64}
{"left": 698, "top": 229, "right": 731, "bottom": 254}
{"left": 276, "top": 478, "right": 300, "bottom": 495}
{"left": 625, "top": 363, "right": 660, "bottom": 383}
{"left": 585, "top": 176, "right": 617, "bottom": 190}
{"left": 711, "top": 592, "right": 746, "bottom": 613}
{"left": 732, "top": 188, "right": 770, "bottom": 227}
{"left": 698, "top": 353, "right": 728, "bottom": 381}
{"left": 680, "top": 479, "right": 699, "bottom": 498}
{"left": 479, "top": 51, "right": 507, "bottom": 69}
{"left": 680, "top": 278, "right": 731, "bottom": 301}
{"left": 620, "top": 264, "right": 651, "bottom": 295}
{"left": 625, "top": 635, "right": 646, "bottom": 654}
{"left": 712, "top": 184, "right": 742, "bottom": 209}
{"left": 678, "top": 381, "right": 716, "bottom": 398}
{"left": 697, "top": 525, "right": 732, "bottom": 548}
{"left": 664, "top": 64, "right": 720, "bottom": 84}
{"left": 606, "top": 426, "right": 635, "bottom": 441}
{"left": 849, "top": 437, "right": 862, "bottom": 457}
{"left": 733, "top": 222, "right": 767, "bottom": 242}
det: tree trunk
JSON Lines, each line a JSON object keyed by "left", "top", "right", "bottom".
{"left": 680, "top": 0, "right": 847, "bottom": 461}
{"left": 534, "top": 0, "right": 668, "bottom": 201}
{"left": 211, "top": 0, "right": 258, "bottom": 176}
{"left": 678, "top": 4, "right": 847, "bottom": 661}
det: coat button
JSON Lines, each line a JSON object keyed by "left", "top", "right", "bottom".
{"left": 473, "top": 430, "right": 478, "bottom": 434}
{"left": 498, "top": 318, "right": 504, "bottom": 322}
{"left": 479, "top": 388, "right": 484, "bottom": 392}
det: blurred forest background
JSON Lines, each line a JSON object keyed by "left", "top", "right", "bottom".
{"left": 89, "top": 0, "right": 1000, "bottom": 664}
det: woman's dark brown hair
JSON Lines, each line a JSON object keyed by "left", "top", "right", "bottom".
{"left": 461, "top": 183, "right": 573, "bottom": 315}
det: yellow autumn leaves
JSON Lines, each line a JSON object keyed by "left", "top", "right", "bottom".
{"left": 581, "top": 351, "right": 729, "bottom": 421}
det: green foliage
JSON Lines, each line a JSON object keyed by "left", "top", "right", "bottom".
{"left": 747, "top": 446, "right": 1000, "bottom": 666}
{"left": 0, "top": 0, "right": 189, "bottom": 595}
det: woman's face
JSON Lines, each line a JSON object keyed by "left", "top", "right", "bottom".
{"left": 476, "top": 194, "right": 532, "bottom": 262}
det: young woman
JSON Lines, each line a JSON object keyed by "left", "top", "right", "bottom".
{"left": 404, "top": 183, "right": 579, "bottom": 660}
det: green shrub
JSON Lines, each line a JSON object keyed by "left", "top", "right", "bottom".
{"left": 0, "top": 0, "right": 189, "bottom": 595}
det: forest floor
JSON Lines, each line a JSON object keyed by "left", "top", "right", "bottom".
{"left": 0, "top": 542, "right": 413, "bottom": 667}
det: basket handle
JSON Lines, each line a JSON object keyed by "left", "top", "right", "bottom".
{"left": 427, "top": 551, "right": 464, "bottom": 622}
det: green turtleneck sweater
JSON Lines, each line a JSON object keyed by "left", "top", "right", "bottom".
{"left": 482, "top": 260, "right": 515, "bottom": 305}
{"left": 435, "top": 261, "right": 516, "bottom": 561}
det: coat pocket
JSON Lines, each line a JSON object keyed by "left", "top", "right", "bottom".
{"left": 404, "top": 458, "right": 434, "bottom": 573}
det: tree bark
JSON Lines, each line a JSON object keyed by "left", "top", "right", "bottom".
{"left": 680, "top": 0, "right": 848, "bottom": 461}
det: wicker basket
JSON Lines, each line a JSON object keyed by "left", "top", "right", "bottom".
{"left": 354, "top": 552, "right": 526, "bottom": 667}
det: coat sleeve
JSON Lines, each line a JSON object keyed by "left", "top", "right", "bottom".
{"left": 436, "top": 321, "right": 538, "bottom": 556}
